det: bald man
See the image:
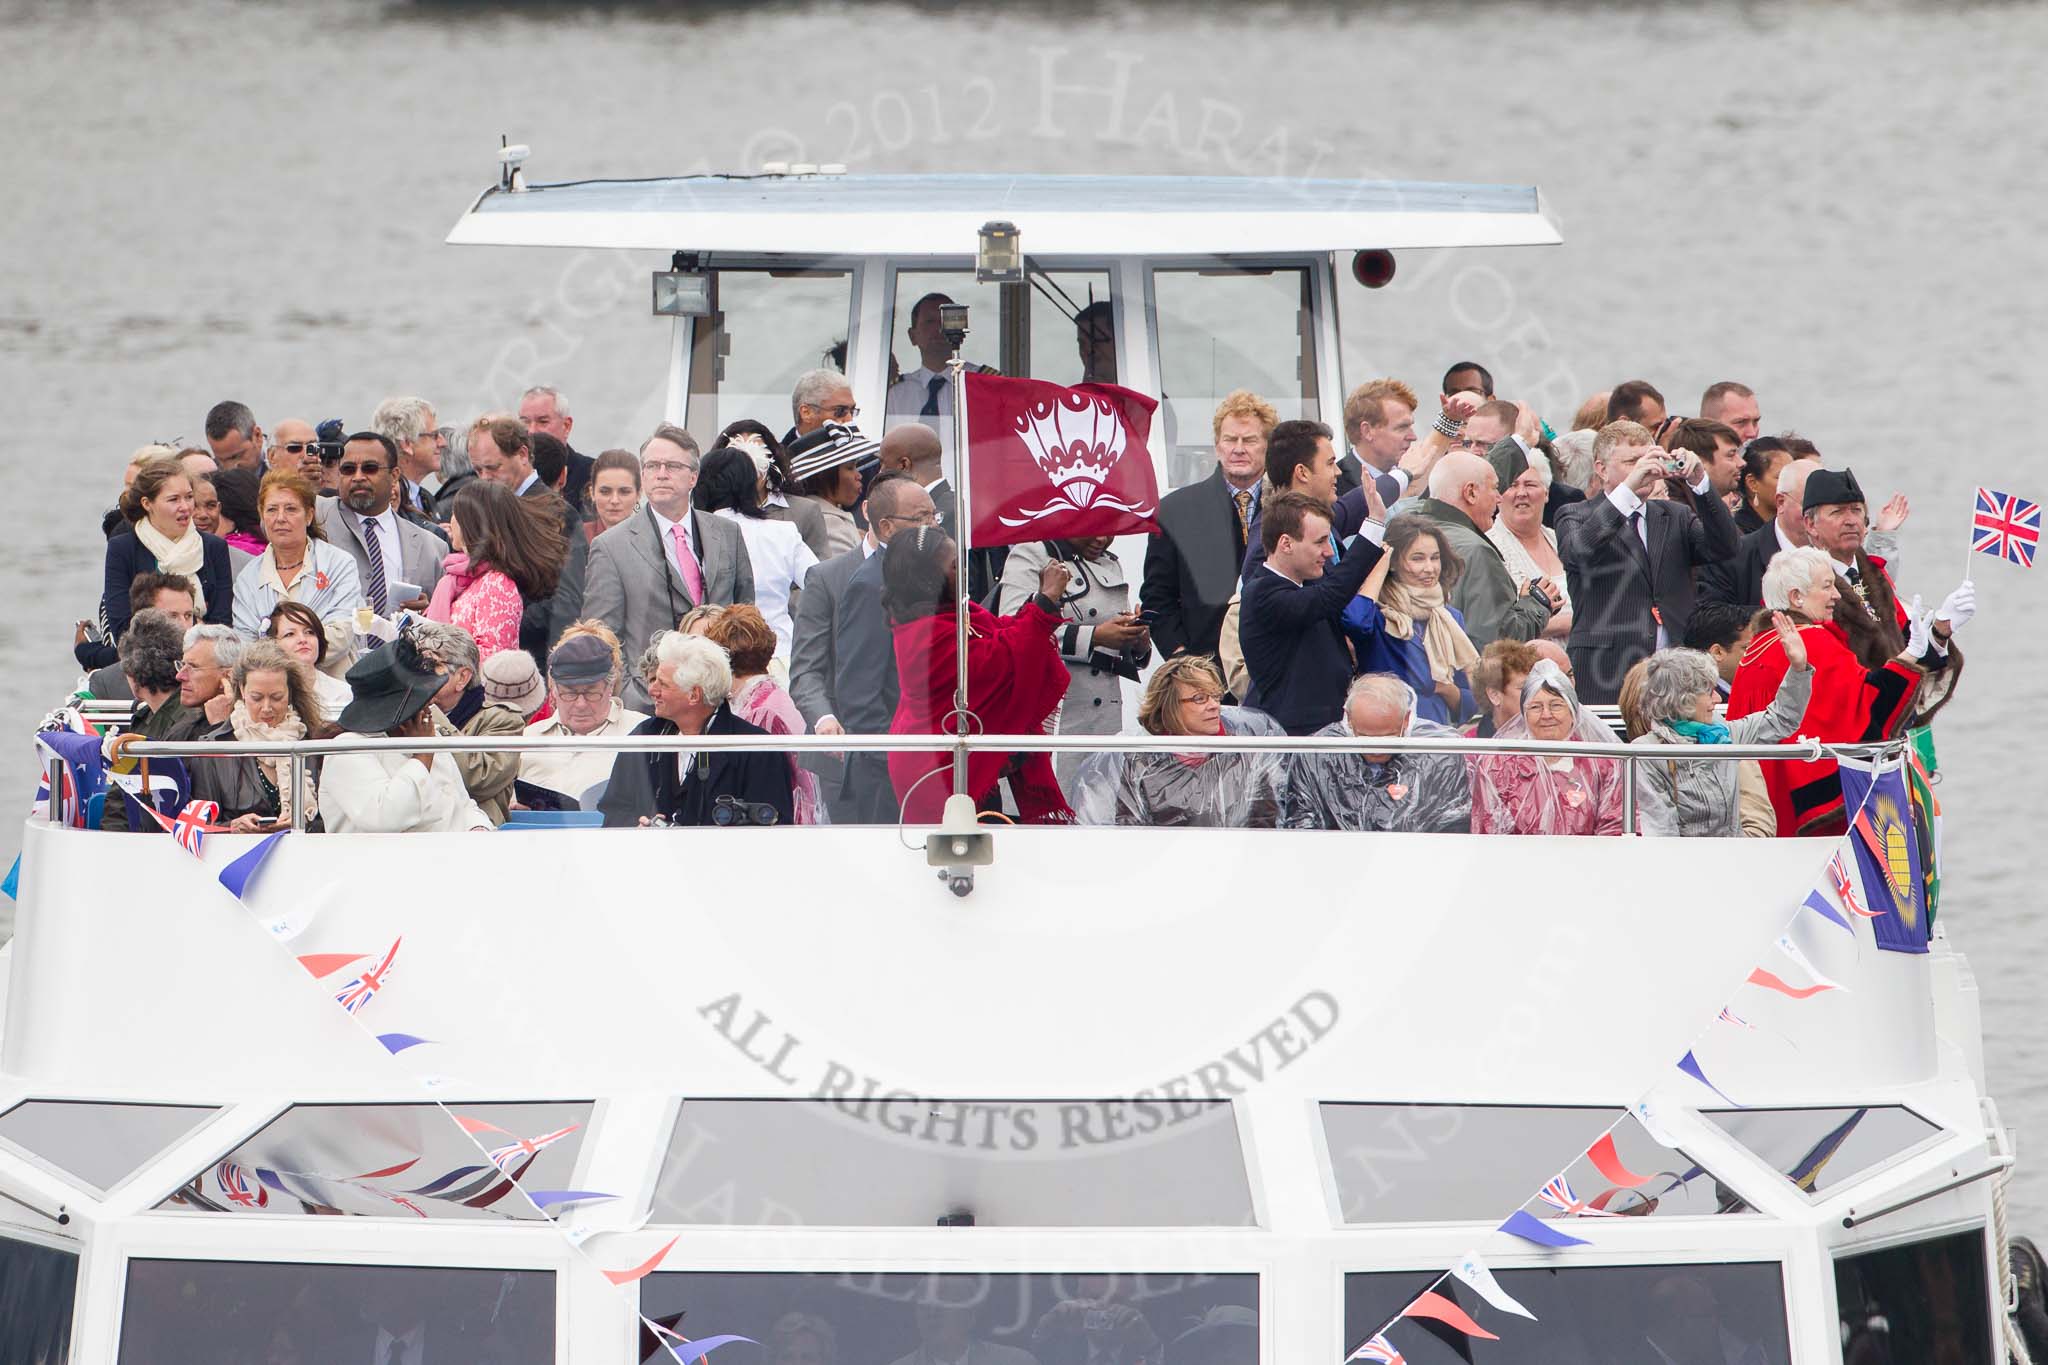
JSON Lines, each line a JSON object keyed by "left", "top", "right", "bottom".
{"left": 877, "top": 418, "right": 1005, "bottom": 599}
{"left": 1413, "top": 450, "right": 1556, "bottom": 648}
{"left": 1698, "top": 456, "right": 1822, "bottom": 613}
{"left": 266, "top": 417, "right": 325, "bottom": 486}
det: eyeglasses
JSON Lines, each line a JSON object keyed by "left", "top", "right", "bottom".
{"left": 879, "top": 509, "right": 937, "bottom": 527}
{"left": 336, "top": 462, "right": 385, "bottom": 476}
{"left": 175, "top": 659, "right": 219, "bottom": 676}
{"left": 642, "top": 459, "right": 698, "bottom": 475}
{"left": 1176, "top": 691, "right": 1221, "bottom": 706}
{"left": 554, "top": 682, "right": 613, "bottom": 703}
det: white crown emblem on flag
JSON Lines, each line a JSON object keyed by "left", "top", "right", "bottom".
{"left": 1000, "top": 390, "right": 1157, "bottom": 528}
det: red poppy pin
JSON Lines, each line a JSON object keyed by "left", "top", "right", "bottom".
{"left": 314, "top": 571, "right": 330, "bottom": 590}
{"left": 1386, "top": 783, "right": 1408, "bottom": 801}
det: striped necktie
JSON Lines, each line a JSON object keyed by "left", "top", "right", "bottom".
{"left": 361, "top": 513, "right": 390, "bottom": 614}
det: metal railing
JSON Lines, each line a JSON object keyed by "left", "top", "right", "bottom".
{"left": 70, "top": 729, "right": 1907, "bottom": 833}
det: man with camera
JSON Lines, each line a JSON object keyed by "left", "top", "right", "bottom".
{"left": 598, "top": 632, "right": 795, "bottom": 828}
{"left": 1556, "top": 419, "right": 1740, "bottom": 703}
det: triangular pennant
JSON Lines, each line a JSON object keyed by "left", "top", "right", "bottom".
{"left": 218, "top": 831, "right": 288, "bottom": 899}
{"left": 1802, "top": 888, "right": 1852, "bottom": 934}
{"left": 351, "top": 1158, "right": 420, "bottom": 1181}
{"left": 1403, "top": 1290, "right": 1500, "bottom": 1341}
{"left": 1746, "top": 967, "right": 1834, "bottom": 1000}
{"left": 297, "top": 952, "right": 369, "bottom": 979}
{"left": 602, "top": 1234, "right": 679, "bottom": 1286}
{"left": 1498, "top": 1208, "right": 1589, "bottom": 1248}
{"left": 525, "top": 1189, "right": 619, "bottom": 1211}
{"left": 1677, "top": 1050, "right": 1740, "bottom": 1107}
{"left": 1450, "top": 1251, "right": 1537, "bottom": 1320}
{"left": 1774, "top": 934, "right": 1846, "bottom": 992}
{"left": 376, "top": 1033, "right": 434, "bottom": 1054}
{"left": 1584, "top": 1133, "right": 1652, "bottom": 1188}
{"left": 664, "top": 1335, "right": 756, "bottom": 1364}
{"left": 2, "top": 854, "right": 20, "bottom": 901}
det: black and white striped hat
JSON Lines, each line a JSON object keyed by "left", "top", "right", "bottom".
{"left": 785, "top": 422, "right": 880, "bottom": 483}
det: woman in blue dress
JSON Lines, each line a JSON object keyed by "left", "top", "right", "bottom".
{"left": 1341, "top": 514, "right": 1478, "bottom": 725}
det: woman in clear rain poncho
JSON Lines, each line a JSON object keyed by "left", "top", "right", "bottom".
{"left": 1469, "top": 658, "right": 1627, "bottom": 836}
{"left": 1630, "top": 614, "right": 1814, "bottom": 837}
{"left": 1068, "top": 656, "right": 1287, "bottom": 828}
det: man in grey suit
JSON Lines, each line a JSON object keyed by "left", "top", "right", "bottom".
{"left": 318, "top": 433, "right": 448, "bottom": 613}
{"left": 583, "top": 424, "right": 754, "bottom": 709}
{"left": 789, "top": 472, "right": 930, "bottom": 823}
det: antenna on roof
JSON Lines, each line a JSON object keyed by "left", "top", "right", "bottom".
{"left": 498, "top": 136, "right": 531, "bottom": 193}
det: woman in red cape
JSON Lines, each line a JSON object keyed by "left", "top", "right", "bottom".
{"left": 1729, "top": 546, "right": 1931, "bottom": 835}
{"left": 884, "top": 526, "right": 1077, "bottom": 823}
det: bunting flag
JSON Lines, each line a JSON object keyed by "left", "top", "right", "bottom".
{"left": 484, "top": 1124, "right": 581, "bottom": 1174}
{"left": 525, "top": 1190, "right": 619, "bottom": 1212}
{"left": 1774, "top": 934, "right": 1845, "bottom": 993}
{"left": 1537, "top": 1173, "right": 1591, "bottom": 1216}
{"left": 218, "top": 831, "right": 288, "bottom": 899}
{"left": 1584, "top": 1133, "right": 1653, "bottom": 1188}
{"left": 2, "top": 855, "right": 17, "bottom": 901}
{"left": 1840, "top": 758, "right": 1930, "bottom": 954}
{"left": 1403, "top": 1290, "right": 1500, "bottom": 1341}
{"left": 33, "top": 731, "right": 104, "bottom": 828}
{"left": 1500, "top": 1208, "right": 1588, "bottom": 1248}
{"left": 1677, "top": 1051, "right": 1740, "bottom": 1107}
{"left": 334, "top": 938, "right": 401, "bottom": 1015}
{"left": 376, "top": 1033, "right": 434, "bottom": 1055}
{"left": 1786, "top": 1108, "right": 1868, "bottom": 1192}
{"left": 602, "top": 1234, "right": 679, "bottom": 1285}
{"left": 1349, "top": 1332, "right": 1406, "bottom": 1364}
{"left": 1802, "top": 888, "right": 1852, "bottom": 935}
{"left": 658, "top": 1332, "right": 757, "bottom": 1364}
{"left": 297, "top": 952, "right": 368, "bottom": 979}
{"left": 1828, "top": 851, "right": 1877, "bottom": 919}
{"left": 168, "top": 799, "right": 220, "bottom": 855}
{"left": 1717, "top": 1006, "right": 1754, "bottom": 1029}
{"left": 1746, "top": 968, "right": 1834, "bottom": 1001}
{"left": 1450, "top": 1251, "right": 1536, "bottom": 1320}
{"left": 215, "top": 1160, "right": 269, "bottom": 1209}
{"left": 351, "top": 1158, "right": 421, "bottom": 1181}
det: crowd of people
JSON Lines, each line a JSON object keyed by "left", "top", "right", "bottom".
{"left": 64, "top": 361, "right": 1974, "bottom": 837}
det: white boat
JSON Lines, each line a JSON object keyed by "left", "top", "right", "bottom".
{"left": 0, "top": 161, "right": 2013, "bottom": 1365}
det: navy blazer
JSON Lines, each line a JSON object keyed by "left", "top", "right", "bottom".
{"left": 599, "top": 707, "right": 795, "bottom": 827}
{"left": 102, "top": 528, "right": 233, "bottom": 640}
{"left": 1141, "top": 467, "right": 1256, "bottom": 661}
{"left": 1238, "top": 538, "right": 1384, "bottom": 735}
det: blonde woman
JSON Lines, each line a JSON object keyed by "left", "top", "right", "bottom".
{"left": 1067, "top": 656, "right": 1286, "bottom": 828}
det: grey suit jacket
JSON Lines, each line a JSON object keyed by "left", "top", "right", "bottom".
{"left": 584, "top": 507, "right": 755, "bottom": 707}
{"left": 765, "top": 493, "right": 832, "bottom": 561}
{"left": 316, "top": 497, "right": 448, "bottom": 605}
{"left": 788, "top": 546, "right": 866, "bottom": 788}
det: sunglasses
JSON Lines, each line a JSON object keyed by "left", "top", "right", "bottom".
{"left": 336, "top": 462, "right": 386, "bottom": 476}
{"left": 278, "top": 441, "right": 320, "bottom": 455}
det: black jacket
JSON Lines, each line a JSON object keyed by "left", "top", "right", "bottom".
{"left": 1140, "top": 467, "right": 1254, "bottom": 661}
{"left": 101, "top": 528, "right": 233, "bottom": 641}
{"left": 599, "top": 707, "right": 796, "bottom": 827}
{"left": 1238, "top": 538, "right": 1384, "bottom": 735}
{"left": 1696, "top": 520, "right": 1779, "bottom": 616}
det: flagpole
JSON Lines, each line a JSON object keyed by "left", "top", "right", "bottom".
{"left": 947, "top": 344, "right": 971, "bottom": 799}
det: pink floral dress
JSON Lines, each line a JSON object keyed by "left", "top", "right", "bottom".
{"left": 425, "top": 552, "right": 523, "bottom": 661}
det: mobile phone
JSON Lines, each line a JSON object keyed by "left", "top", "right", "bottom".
{"left": 1136, "top": 609, "right": 1161, "bottom": 626}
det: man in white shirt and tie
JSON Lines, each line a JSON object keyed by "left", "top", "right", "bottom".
{"left": 884, "top": 291, "right": 962, "bottom": 454}
{"left": 321, "top": 433, "right": 447, "bottom": 615}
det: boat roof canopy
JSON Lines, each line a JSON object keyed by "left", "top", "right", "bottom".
{"left": 446, "top": 172, "right": 1562, "bottom": 256}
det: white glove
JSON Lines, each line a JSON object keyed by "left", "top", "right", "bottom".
{"left": 1935, "top": 580, "right": 1976, "bottom": 632}
{"left": 1902, "top": 595, "right": 1932, "bottom": 657}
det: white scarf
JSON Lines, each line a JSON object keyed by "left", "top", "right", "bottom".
{"left": 231, "top": 700, "right": 314, "bottom": 824}
{"left": 133, "top": 516, "right": 207, "bottom": 614}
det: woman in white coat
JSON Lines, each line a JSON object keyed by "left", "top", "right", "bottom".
{"left": 996, "top": 536, "right": 1151, "bottom": 786}
{"left": 319, "top": 628, "right": 492, "bottom": 833}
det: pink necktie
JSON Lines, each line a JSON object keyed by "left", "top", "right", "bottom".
{"left": 671, "top": 523, "right": 705, "bottom": 603}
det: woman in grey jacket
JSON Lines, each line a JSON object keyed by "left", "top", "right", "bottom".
{"left": 1630, "top": 612, "right": 1813, "bottom": 837}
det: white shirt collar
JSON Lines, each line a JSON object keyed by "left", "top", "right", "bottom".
{"left": 515, "top": 470, "right": 540, "bottom": 496}
{"left": 649, "top": 504, "right": 694, "bottom": 552}
{"left": 1262, "top": 560, "right": 1301, "bottom": 587}
{"left": 1773, "top": 520, "right": 1799, "bottom": 556}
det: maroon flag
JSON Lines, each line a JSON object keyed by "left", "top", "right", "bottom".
{"left": 964, "top": 373, "right": 1161, "bottom": 547}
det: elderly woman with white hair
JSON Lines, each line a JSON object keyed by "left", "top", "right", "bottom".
{"left": 1469, "top": 659, "right": 1627, "bottom": 836}
{"left": 599, "top": 633, "right": 796, "bottom": 827}
{"left": 1485, "top": 453, "right": 1573, "bottom": 639}
{"left": 1630, "top": 616, "right": 1814, "bottom": 837}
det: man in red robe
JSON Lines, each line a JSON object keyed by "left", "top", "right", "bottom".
{"left": 1729, "top": 546, "right": 1931, "bottom": 836}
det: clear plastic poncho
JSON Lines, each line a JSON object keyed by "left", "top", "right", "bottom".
{"left": 1280, "top": 717, "right": 1472, "bottom": 832}
{"left": 1068, "top": 706, "right": 1288, "bottom": 828}
{"left": 1468, "top": 661, "right": 1627, "bottom": 836}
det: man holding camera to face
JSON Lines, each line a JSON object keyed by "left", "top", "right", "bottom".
{"left": 1556, "top": 419, "right": 1740, "bottom": 703}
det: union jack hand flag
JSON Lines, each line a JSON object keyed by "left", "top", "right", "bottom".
{"left": 485, "top": 1123, "right": 581, "bottom": 1173}
{"left": 1972, "top": 487, "right": 2040, "bottom": 568}
{"left": 334, "top": 937, "right": 400, "bottom": 1015}
{"left": 1829, "top": 850, "right": 1878, "bottom": 918}
{"left": 216, "top": 1160, "right": 269, "bottom": 1209}
{"left": 170, "top": 800, "right": 220, "bottom": 855}
{"left": 1350, "top": 1332, "right": 1406, "bottom": 1364}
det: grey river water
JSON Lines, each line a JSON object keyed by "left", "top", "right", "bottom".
{"left": 3, "top": 0, "right": 2045, "bottom": 1224}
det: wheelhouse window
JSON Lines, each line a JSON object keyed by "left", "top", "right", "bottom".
{"left": 1151, "top": 265, "right": 1319, "bottom": 488}
{"left": 117, "top": 1259, "right": 553, "bottom": 1364}
{"left": 1344, "top": 1262, "right": 1790, "bottom": 1365}
{"left": 0, "top": 1098, "right": 217, "bottom": 1194}
{"left": 1321, "top": 1104, "right": 1751, "bottom": 1223}
{"left": 653, "top": 1097, "right": 1251, "bottom": 1226}
{"left": 0, "top": 1233, "right": 77, "bottom": 1364}
{"left": 644, "top": 1270, "right": 1258, "bottom": 1365}
{"left": 881, "top": 267, "right": 1116, "bottom": 451}
{"left": 683, "top": 266, "right": 857, "bottom": 442}
{"left": 155, "top": 1100, "right": 592, "bottom": 1219}
{"left": 1835, "top": 1230, "right": 1992, "bottom": 1365}
{"left": 1701, "top": 1106, "right": 1943, "bottom": 1199}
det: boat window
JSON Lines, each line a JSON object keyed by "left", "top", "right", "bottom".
{"left": 880, "top": 268, "right": 1116, "bottom": 450}
{"left": 0, "top": 1098, "right": 217, "bottom": 1193}
{"left": 1151, "top": 265, "right": 1319, "bottom": 489}
{"left": 116, "top": 1258, "right": 553, "bottom": 1364}
{"left": 1344, "top": 1262, "right": 1791, "bottom": 1365}
{"left": 1835, "top": 1230, "right": 1993, "bottom": 1365}
{"left": 652, "top": 1097, "right": 1251, "bottom": 1226}
{"left": 153, "top": 1100, "right": 591, "bottom": 1219}
{"left": 684, "top": 267, "right": 856, "bottom": 442}
{"left": 645, "top": 1270, "right": 1259, "bottom": 1364}
{"left": 1320, "top": 1104, "right": 1751, "bottom": 1223}
{"left": 0, "top": 1233, "right": 78, "bottom": 1364}
{"left": 1701, "top": 1106, "right": 1942, "bottom": 1199}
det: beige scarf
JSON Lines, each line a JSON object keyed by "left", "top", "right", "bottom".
{"left": 133, "top": 516, "right": 207, "bottom": 615}
{"left": 1376, "top": 577, "right": 1480, "bottom": 684}
{"left": 231, "top": 700, "right": 314, "bottom": 825}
